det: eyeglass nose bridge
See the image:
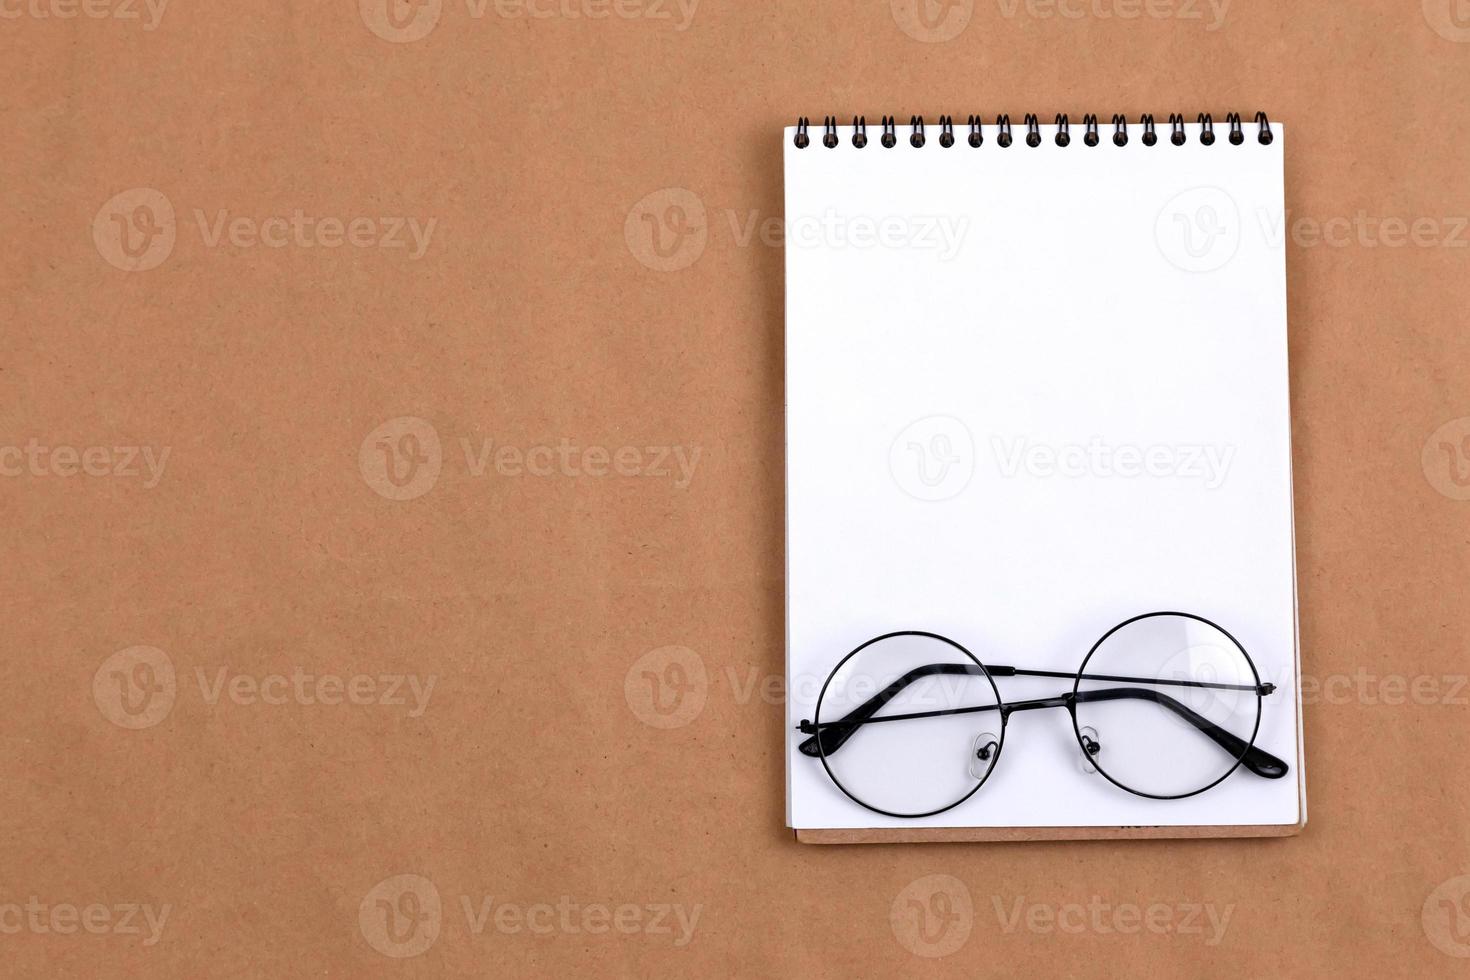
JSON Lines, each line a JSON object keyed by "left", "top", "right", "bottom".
{"left": 996, "top": 692, "right": 1075, "bottom": 715}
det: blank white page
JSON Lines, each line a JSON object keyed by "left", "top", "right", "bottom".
{"left": 784, "top": 119, "right": 1300, "bottom": 830}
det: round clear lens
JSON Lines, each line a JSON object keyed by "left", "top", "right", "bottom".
{"left": 812, "top": 633, "right": 1003, "bottom": 817}
{"left": 1072, "top": 613, "right": 1261, "bottom": 798}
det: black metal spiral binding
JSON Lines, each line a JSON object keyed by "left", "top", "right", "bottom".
{"left": 792, "top": 112, "right": 1276, "bottom": 148}
{"left": 794, "top": 116, "right": 810, "bottom": 149}
{"left": 1169, "top": 113, "right": 1187, "bottom": 145}
{"left": 1226, "top": 112, "right": 1244, "bottom": 145}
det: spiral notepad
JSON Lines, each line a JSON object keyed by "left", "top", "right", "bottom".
{"left": 783, "top": 112, "right": 1304, "bottom": 842}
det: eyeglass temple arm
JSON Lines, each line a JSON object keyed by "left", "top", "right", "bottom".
{"left": 1073, "top": 686, "right": 1289, "bottom": 779}
{"left": 796, "top": 664, "right": 1288, "bottom": 779}
{"left": 996, "top": 665, "right": 1275, "bottom": 696}
{"left": 796, "top": 663, "right": 983, "bottom": 759}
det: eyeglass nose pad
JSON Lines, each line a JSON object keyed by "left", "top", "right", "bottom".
{"left": 969, "top": 732, "right": 1000, "bottom": 780}
{"left": 1077, "top": 725, "right": 1102, "bottom": 774}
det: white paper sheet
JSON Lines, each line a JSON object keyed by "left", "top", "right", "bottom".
{"left": 784, "top": 120, "right": 1302, "bottom": 830}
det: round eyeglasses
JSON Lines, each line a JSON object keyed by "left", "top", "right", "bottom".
{"left": 796, "top": 612, "right": 1289, "bottom": 818}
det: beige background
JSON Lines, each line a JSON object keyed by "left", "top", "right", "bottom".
{"left": 4, "top": 0, "right": 1470, "bottom": 975}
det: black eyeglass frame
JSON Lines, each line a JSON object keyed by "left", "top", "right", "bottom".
{"left": 798, "top": 611, "right": 1286, "bottom": 819}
